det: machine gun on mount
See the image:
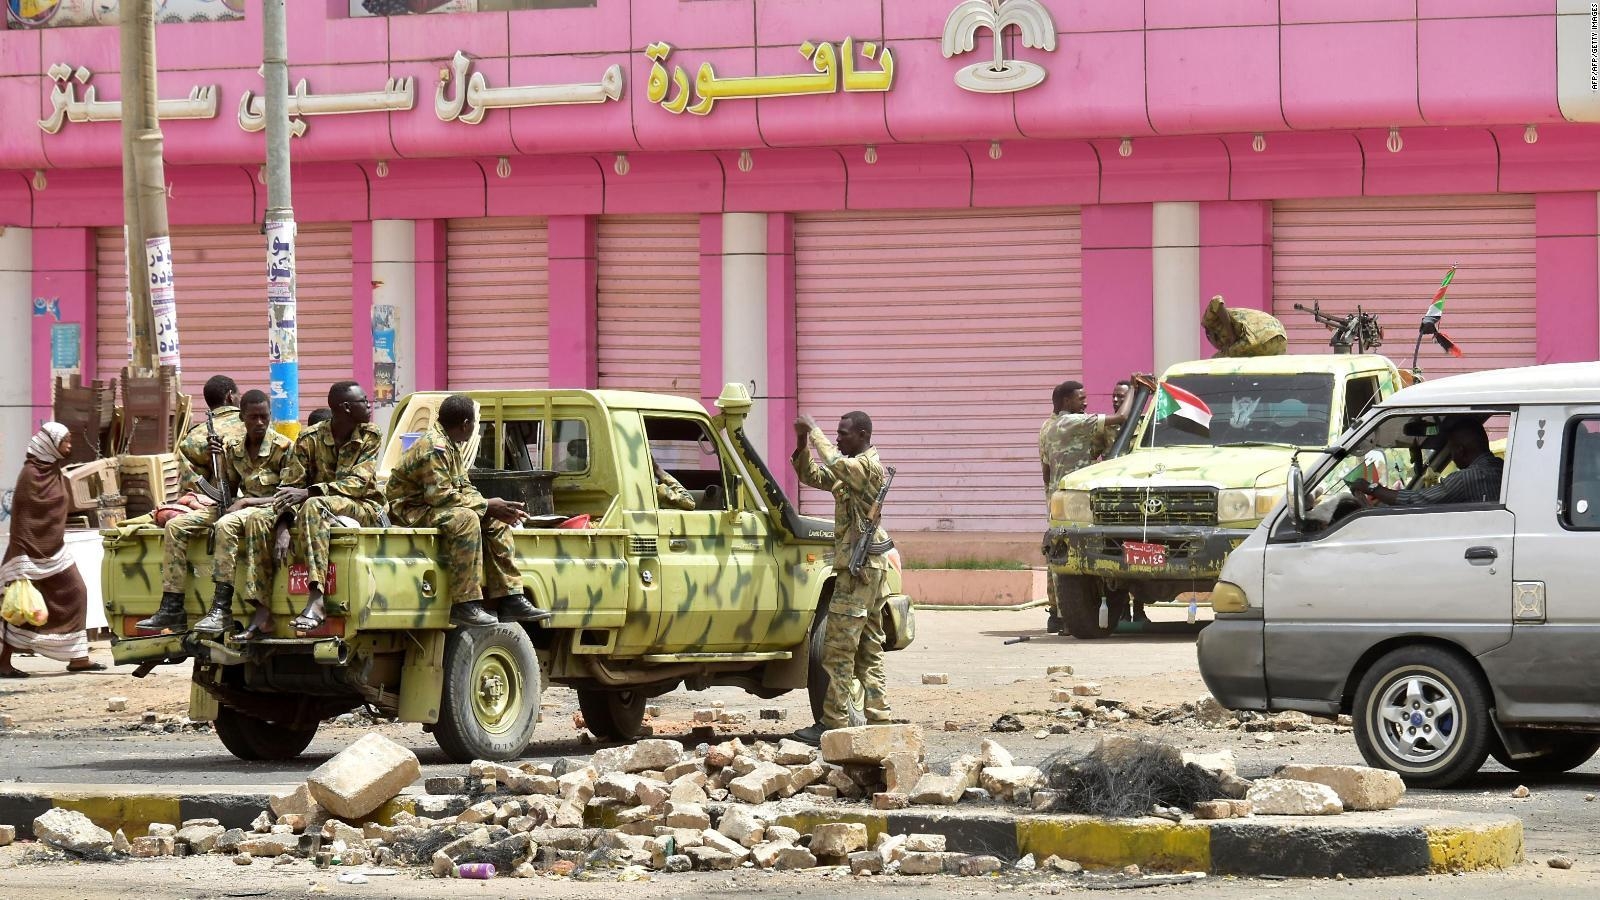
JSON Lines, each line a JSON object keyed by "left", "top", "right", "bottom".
{"left": 1293, "top": 301, "right": 1384, "bottom": 355}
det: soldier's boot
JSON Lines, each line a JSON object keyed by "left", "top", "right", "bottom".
{"left": 193, "top": 584, "right": 236, "bottom": 634}
{"left": 494, "top": 595, "right": 550, "bottom": 624}
{"left": 789, "top": 723, "right": 827, "bottom": 746}
{"left": 450, "top": 601, "right": 498, "bottom": 628}
{"left": 136, "top": 592, "right": 188, "bottom": 632}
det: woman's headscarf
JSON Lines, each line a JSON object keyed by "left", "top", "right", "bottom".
{"left": 26, "top": 422, "right": 69, "bottom": 465}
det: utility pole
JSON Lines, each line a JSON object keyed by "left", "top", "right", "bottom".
{"left": 263, "top": 0, "right": 300, "bottom": 438}
{"left": 118, "top": 0, "right": 179, "bottom": 375}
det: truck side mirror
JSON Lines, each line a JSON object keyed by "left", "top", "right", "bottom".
{"left": 1287, "top": 461, "right": 1307, "bottom": 528}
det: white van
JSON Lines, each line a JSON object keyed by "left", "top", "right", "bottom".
{"left": 1198, "top": 362, "right": 1600, "bottom": 787}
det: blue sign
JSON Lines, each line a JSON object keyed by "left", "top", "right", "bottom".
{"left": 50, "top": 322, "right": 80, "bottom": 370}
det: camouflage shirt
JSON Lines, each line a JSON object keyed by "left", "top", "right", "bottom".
{"left": 222, "top": 429, "right": 294, "bottom": 499}
{"left": 793, "top": 429, "right": 890, "bottom": 572}
{"left": 176, "top": 406, "right": 245, "bottom": 493}
{"left": 1212, "top": 308, "right": 1287, "bottom": 358}
{"left": 281, "top": 420, "right": 384, "bottom": 506}
{"left": 385, "top": 424, "right": 485, "bottom": 524}
{"left": 655, "top": 469, "right": 696, "bottom": 511}
{"left": 1039, "top": 413, "right": 1112, "bottom": 495}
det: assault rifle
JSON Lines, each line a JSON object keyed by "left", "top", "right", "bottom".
{"left": 196, "top": 411, "right": 233, "bottom": 552}
{"left": 1293, "top": 301, "right": 1383, "bottom": 355}
{"left": 848, "top": 466, "right": 896, "bottom": 577}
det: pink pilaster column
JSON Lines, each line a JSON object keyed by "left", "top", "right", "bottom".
{"left": 351, "top": 221, "right": 375, "bottom": 395}
{"left": 547, "top": 215, "right": 598, "bottom": 389}
{"left": 30, "top": 227, "right": 95, "bottom": 420}
{"left": 766, "top": 213, "right": 797, "bottom": 496}
{"left": 699, "top": 213, "right": 723, "bottom": 406}
{"left": 413, "top": 220, "right": 448, "bottom": 391}
{"left": 1535, "top": 193, "right": 1600, "bottom": 364}
{"left": 1080, "top": 204, "right": 1155, "bottom": 389}
{"left": 1199, "top": 201, "right": 1272, "bottom": 313}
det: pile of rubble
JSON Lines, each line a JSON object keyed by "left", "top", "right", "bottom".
{"left": 16, "top": 728, "right": 1409, "bottom": 880}
{"left": 1143, "top": 694, "right": 1354, "bottom": 735}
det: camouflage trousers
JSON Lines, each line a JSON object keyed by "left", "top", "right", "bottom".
{"left": 233, "top": 507, "right": 285, "bottom": 602}
{"left": 159, "top": 508, "right": 215, "bottom": 594}
{"left": 209, "top": 507, "right": 256, "bottom": 586}
{"left": 819, "top": 568, "right": 892, "bottom": 730}
{"left": 393, "top": 507, "right": 522, "bottom": 604}
{"left": 289, "top": 496, "right": 382, "bottom": 590}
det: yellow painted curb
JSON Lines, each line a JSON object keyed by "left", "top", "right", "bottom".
{"left": 1015, "top": 818, "right": 1210, "bottom": 872}
{"left": 771, "top": 811, "right": 889, "bottom": 849}
{"left": 1427, "top": 819, "right": 1524, "bottom": 872}
{"left": 55, "top": 794, "right": 182, "bottom": 841}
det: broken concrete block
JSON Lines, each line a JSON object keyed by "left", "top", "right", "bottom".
{"left": 898, "top": 851, "right": 947, "bottom": 875}
{"left": 306, "top": 733, "right": 420, "bottom": 821}
{"left": 728, "top": 762, "right": 791, "bottom": 804}
{"left": 760, "top": 708, "right": 787, "bottom": 721}
{"left": 1044, "top": 855, "right": 1083, "bottom": 874}
{"left": 951, "top": 754, "right": 984, "bottom": 789}
{"left": 699, "top": 829, "right": 752, "bottom": 863}
{"left": 810, "top": 822, "right": 867, "bottom": 859}
{"left": 959, "top": 855, "right": 1002, "bottom": 876}
{"left": 506, "top": 773, "right": 559, "bottom": 796}
{"left": 692, "top": 709, "right": 718, "bottom": 724}
{"left": 922, "top": 673, "right": 949, "bottom": 685}
{"left": 1275, "top": 764, "right": 1405, "bottom": 811}
{"left": 0, "top": 825, "right": 15, "bottom": 847}
{"left": 146, "top": 822, "right": 177, "bottom": 839}
{"left": 664, "top": 761, "right": 703, "bottom": 781}
{"left": 276, "top": 814, "right": 307, "bottom": 833}
{"left": 1051, "top": 689, "right": 1074, "bottom": 703}
{"left": 1046, "top": 665, "right": 1074, "bottom": 676}
{"left": 1191, "top": 800, "right": 1234, "bottom": 820}
{"left": 458, "top": 800, "right": 499, "bottom": 825}
{"left": 635, "top": 778, "right": 670, "bottom": 810}
{"left": 106, "top": 697, "right": 128, "bottom": 712}
{"left": 872, "top": 792, "right": 910, "bottom": 810}
{"left": 1228, "top": 799, "right": 1253, "bottom": 817}
{"left": 849, "top": 849, "right": 884, "bottom": 874}
{"left": 668, "top": 776, "right": 709, "bottom": 806}
{"left": 716, "top": 805, "right": 765, "bottom": 847}
{"left": 882, "top": 752, "right": 926, "bottom": 795}
{"left": 775, "top": 739, "right": 818, "bottom": 766}
{"left": 773, "top": 846, "right": 817, "bottom": 870}
{"left": 250, "top": 811, "right": 272, "bottom": 833}
{"left": 979, "top": 739, "right": 1013, "bottom": 769}
{"left": 269, "top": 783, "right": 322, "bottom": 820}
{"left": 130, "top": 836, "right": 174, "bottom": 858}
{"left": 112, "top": 829, "right": 132, "bottom": 855}
{"left": 979, "top": 766, "right": 1045, "bottom": 802}
{"left": 784, "top": 761, "right": 828, "bottom": 796}
{"left": 1182, "top": 749, "right": 1238, "bottom": 779}
{"left": 596, "top": 773, "right": 645, "bottom": 803}
{"left": 1246, "top": 779, "right": 1344, "bottom": 816}
{"left": 234, "top": 852, "right": 253, "bottom": 866}
{"left": 803, "top": 785, "right": 839, "bottom": 800}
{"left": 909, "top": 774, "right": 965, "bottom": 806}
{"left": 875, "top": 832, "right": 907, "bottom": 864}
{"left": 592, "top": 739, "right": 685, "bottom": 775}
{"left": 1194, "top": 694, "right": 1232, "bottom": 727}
{"left": 820, "top": 724, "right": 925, "bottom": 765}
{"left": 33, "top": 808, "right": 113, "bottom": 856}
{"left": 1072, "top": 683, "right": 1102, "bottom": 697}
{"left": 237, "top": 834, "right": 299, "bottom": 857}
{"left": 905, "top": 833, "right": 946, "bottom": 853}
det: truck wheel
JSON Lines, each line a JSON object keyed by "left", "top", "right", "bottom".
{"left": 1057, "top": 576, "right": 1126, "bottom": 639}
{"left": 577, "top": 689, "right": 648, "bottom": 742}
{"left": 1353, "top": 646, "right": 1492, "bottom": 788}
{"left": 1490, "top": 734, "right": 1600, "bottom": 774}
{"left": 213, "top": 706, "right": 318, "bottom": 761}
{"left": 434, "top": 623, "right": 542, "bottom": 763}
{"left": 806, "top": 616, "right": 866, "bottom": 728}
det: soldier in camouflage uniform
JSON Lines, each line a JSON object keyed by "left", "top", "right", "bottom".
{"left": 266, "top": 381, "right": 386, "bottom": 634}
{"left": 653, "top": 460, "right": 696, "bottom": 510}
{"left": 1039, "top": 377, "right": 1146, "bottom": 633}
{"left": 386, "top": 393, "right": 545, "bottom": 627}
{"left": 1202, "top": 295, "right": 1287, "bottom": 358}
{"left": 788, "top": 410, "right": 895, "bottom": 744}
{"left": 137, "top": 375, "right": 247, "bottom": 632}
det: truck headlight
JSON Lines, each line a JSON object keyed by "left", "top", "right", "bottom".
{"left": 1211, "top": 580, "right": 1250, "bottom": 613}
{"left": 1217, "top": 489, "right": 1257, "bottom": 524}
{"left": 1255, "top": 487, "right": 1283, "bottom": 518}
{"left": 1050, "top": 489, "right": 1093, "bottom": 524}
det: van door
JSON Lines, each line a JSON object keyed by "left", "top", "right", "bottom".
{"left": 1481, "top": 407, "right": 1600, "bottom": 723}
{"left": 1261, "top": 410, "right": 1515, "bottom": 709}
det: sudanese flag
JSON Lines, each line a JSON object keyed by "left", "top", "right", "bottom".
{"left": 1153, "top": 383, "right": 1212, "bottom": 437}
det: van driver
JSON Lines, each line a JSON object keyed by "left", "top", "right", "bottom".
{"left": 1349, "top": 418, "right": 1503, "bottom": 506}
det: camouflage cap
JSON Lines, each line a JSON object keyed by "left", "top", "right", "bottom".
{"left": 1201, "top": 295, "right": 1231, "bottom": 342}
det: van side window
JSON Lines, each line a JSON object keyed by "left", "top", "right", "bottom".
{"left": 643, "top": 416, "right": 729, "bottom": 511}
{"left": 1561, "top": 418, "right": 1600, "bottom": 530}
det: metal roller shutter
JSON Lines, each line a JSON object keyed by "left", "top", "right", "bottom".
{"left": 1272, "top": 195, "right": 1537, "bottom": 377}
{"left": 446, "top": 217, "right": 549, "bottom": 389}
{"left": 795, "top": 208, "right": 1083, "bottom": 534}
{"left": 596, "top": 216, "right": 701, "bottom": 397}
{"left": 95, "top": 223, "right": 354, "bottom": 412}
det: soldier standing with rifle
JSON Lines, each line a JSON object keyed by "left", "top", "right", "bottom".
{"left": 789, "top": 410, "right": 897, "bottom": 745}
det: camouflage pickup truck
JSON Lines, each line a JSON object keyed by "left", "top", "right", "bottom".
{"left": 1043, "top": 354, "right": 1403, "bottom": 638}
{"left": 103, "top": 384, "right": 914, "bottom": 762}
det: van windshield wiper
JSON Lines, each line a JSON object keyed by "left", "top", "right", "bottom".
{"left": 1216, "top": 440, "right": 1301, "bottom": 449}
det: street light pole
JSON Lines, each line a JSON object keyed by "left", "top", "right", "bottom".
{"left": 263, "top": 0, "right": 300, "bottom": 438}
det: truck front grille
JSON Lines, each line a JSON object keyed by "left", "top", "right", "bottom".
{"left": 1091, "top": 488, "right": 1218, "bottom": 526}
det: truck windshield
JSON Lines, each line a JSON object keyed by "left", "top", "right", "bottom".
{"left": 1142, "top": 373, "right": 1336, "bottom": 448}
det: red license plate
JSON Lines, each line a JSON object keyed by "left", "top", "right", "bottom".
{"left": 1122, "top": 540, "right": 1167, "bottom": 567}
{"left": 288, "top": 563, "right": 336, "bottom": 596}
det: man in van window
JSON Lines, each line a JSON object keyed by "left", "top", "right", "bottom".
{"left": 1350, "top": 418, "right": 1503, "bottom": 506}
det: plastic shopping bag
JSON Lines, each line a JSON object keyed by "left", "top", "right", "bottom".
{"left": 1, "top": 579, "right": 48, "bottom": 628}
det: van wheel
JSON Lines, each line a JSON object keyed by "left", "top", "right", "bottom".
{"left": 434, "top": 623, "right": 542, "bottom": 763}
{"left": 577, "top": 689, "right": 648, "bottom": 742}
{"left": 806, "top": 614, "right": 865, "bottom": 728}
{"left": 1490, "top": 734, "right": 1600, "bottom": 774}
{"left": 1058, "top": 576, "right": 1127, "bottom": 639}
{"left": 1353, "top": 646, "right": 1492, "bottom": 788}
{"left": 214, "top": 705, "right": 318, "bottom": 761}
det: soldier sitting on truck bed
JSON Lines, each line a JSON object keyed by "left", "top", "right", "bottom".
{"left": 385, "top": 393, "right": 545, "bottom": 628}
{"left": 137, "top": 375, "right": 248, "bottom": 632}
{"left": 1202, "top": 294, "right": 1288, "bottom": 358}
{"left": 270, "top": 381, "right": 387, "bottom": 634}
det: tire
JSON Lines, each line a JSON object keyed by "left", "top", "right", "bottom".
{"left": 1491, "top": 734, "right": 1600, "bottom": 774}
{"left": 213, "top": 705, "right": 318, "bottom": 762}
{"left": 806, "top": 614, "right": 865, "bottom": 728}
{"left": 1057, "top": 576, "right": 1127, "bottom": 640}
{"left": 577, "top": 689, "right": 648, "bottom": 742}
{"left": 1353, "top": 646, "right": 1493, "bottom": 788}
{"left": 433, "top": 623, "right": 542, "bottom": 763}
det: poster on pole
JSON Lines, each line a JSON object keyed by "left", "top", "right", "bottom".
{"left": 266, "top": 218, "right": 298, "bottom": 363}
{"left": 145, "top": 235, "right": 181, "bottom": 369}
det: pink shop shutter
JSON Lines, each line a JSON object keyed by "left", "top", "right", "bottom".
{"left": 595, "top": 215, "right": 701, "bottom": 398}
{"left": 794, "top": 208, "right": 1084, "bottom": 535}
{"left": 1272, "top": 195, "right": 1537, "bottom": 377}
{"left": 445, "top": 217, "right": 550, "bottom": 389}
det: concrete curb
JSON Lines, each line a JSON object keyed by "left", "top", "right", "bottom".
{"left": 0, "top": 785, "right": 1522, "bottom": 879}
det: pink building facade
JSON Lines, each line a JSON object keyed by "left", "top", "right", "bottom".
{"left": 3, "top": 0, "right": 1600, "bottom": 543}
